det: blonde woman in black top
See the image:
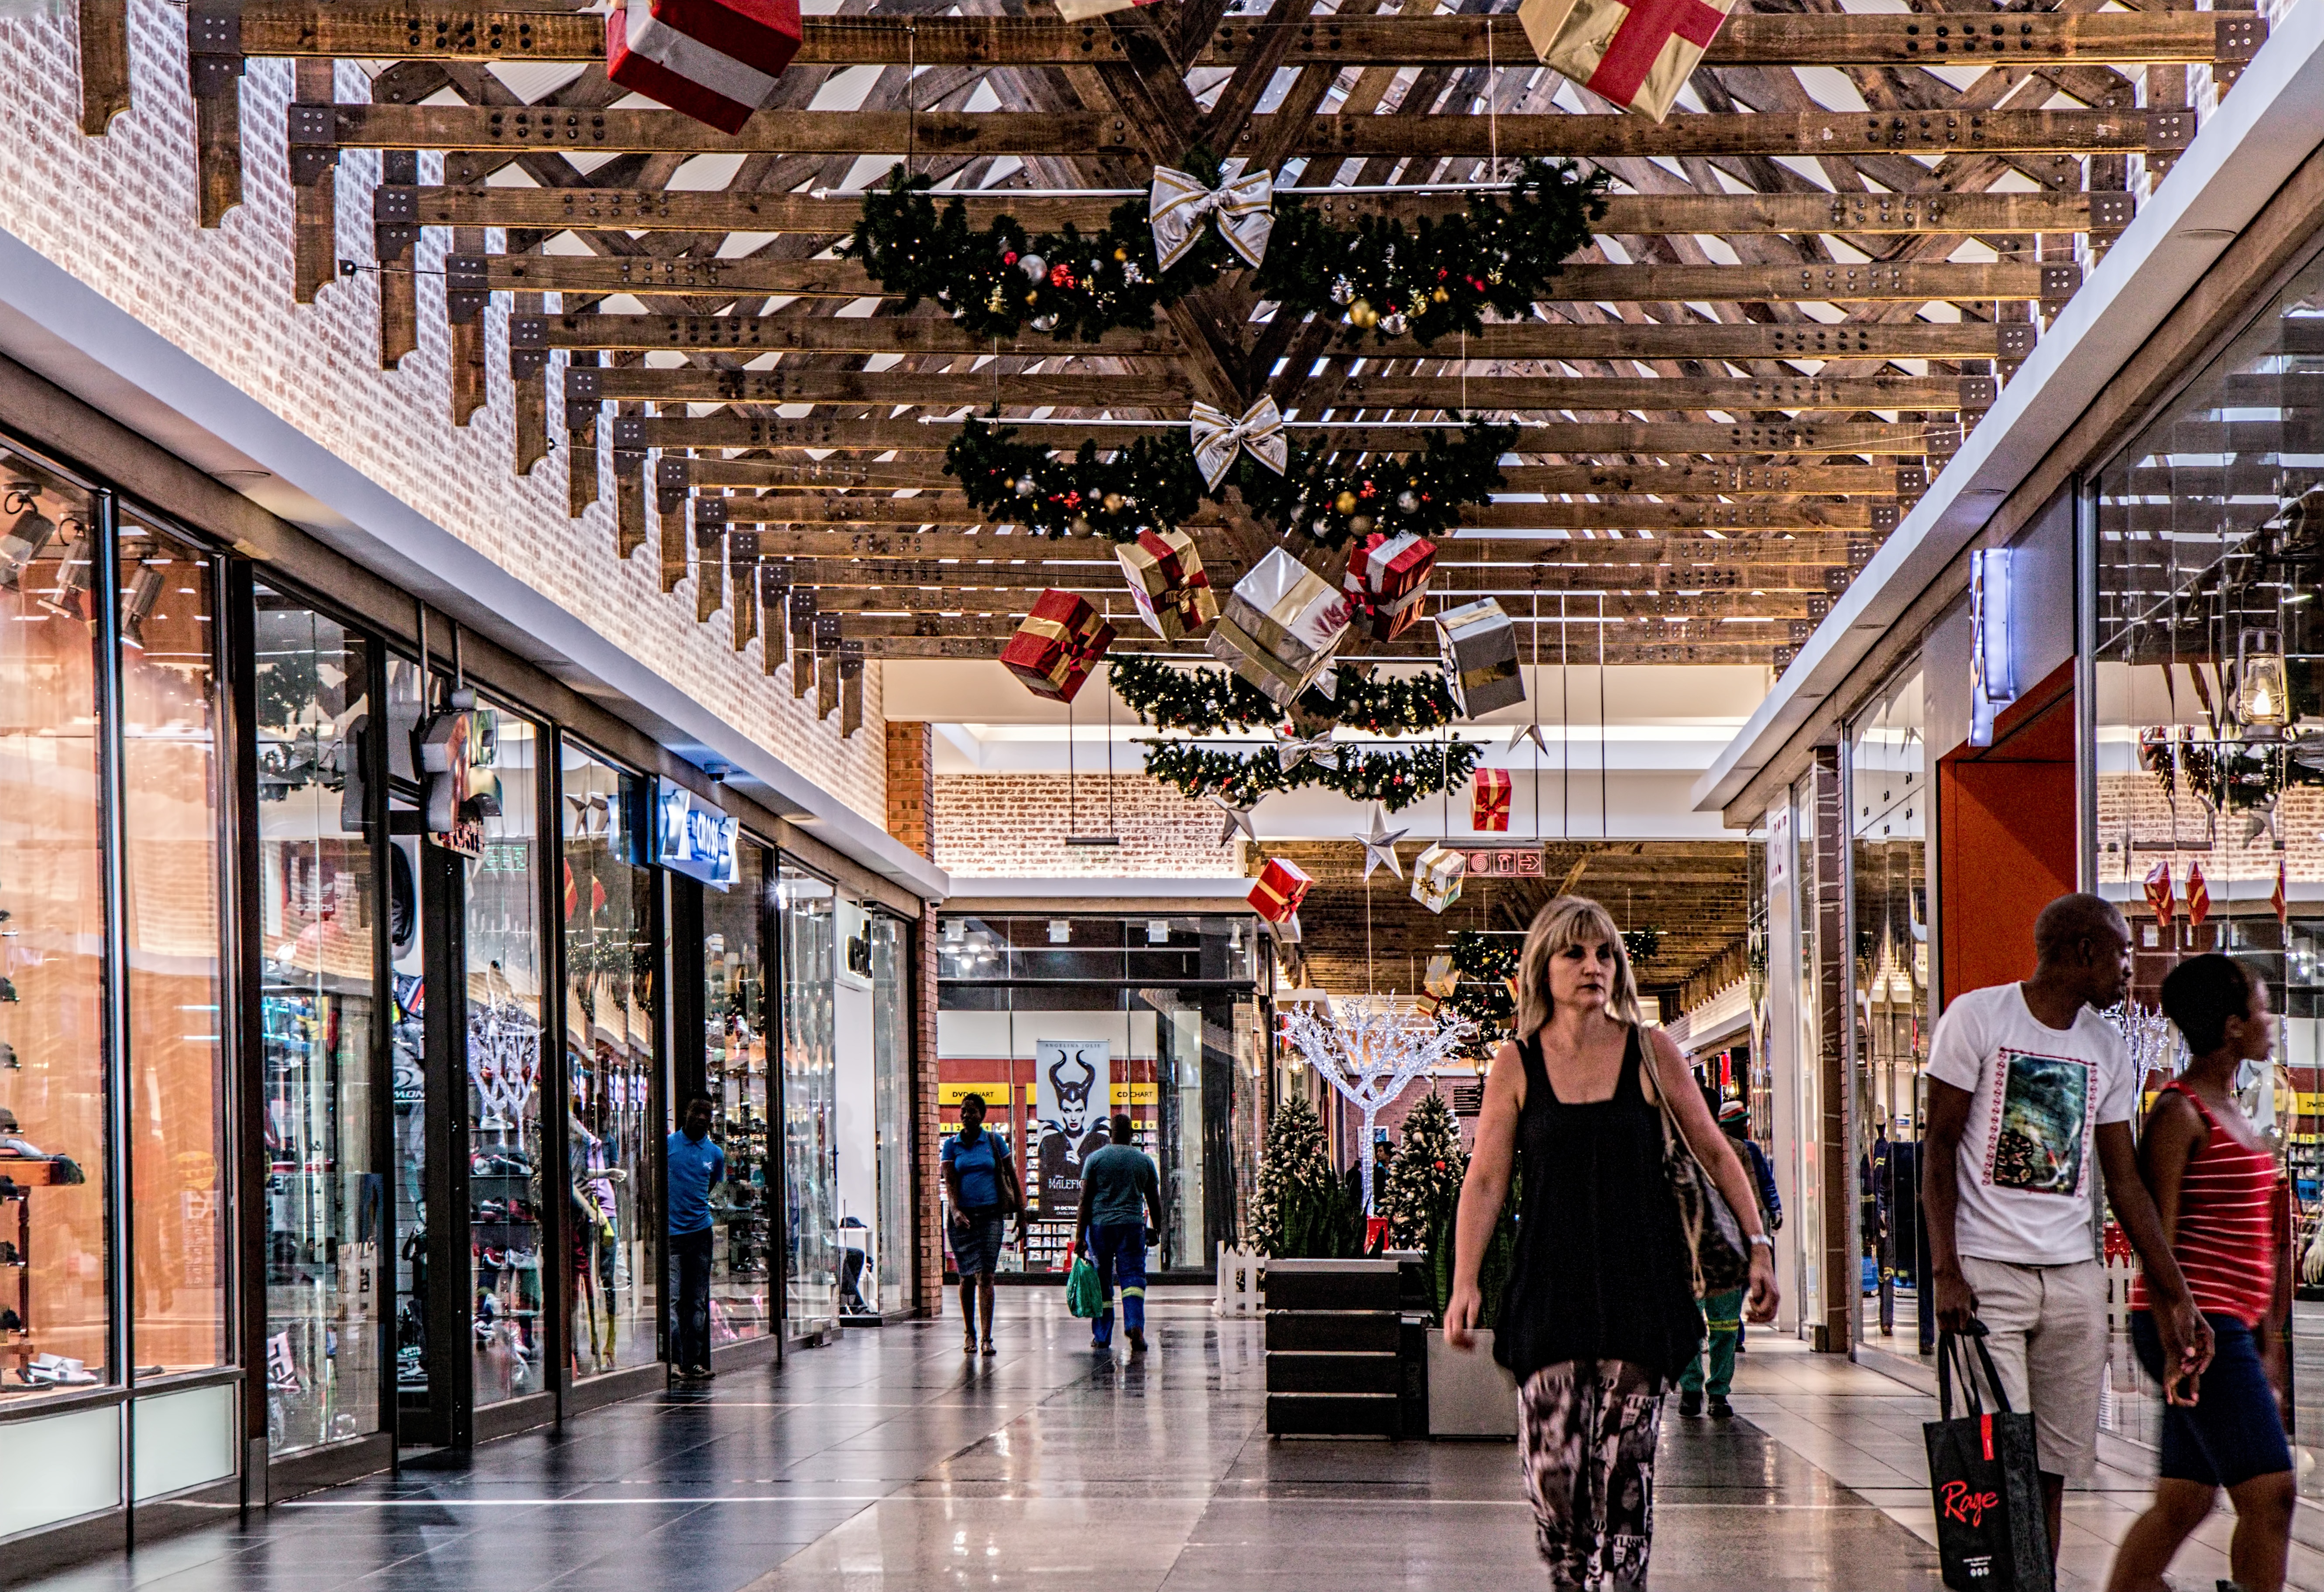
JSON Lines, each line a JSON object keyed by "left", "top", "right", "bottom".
{"left": 1445, "top": 896, "right": 1779, "bottom": 1589}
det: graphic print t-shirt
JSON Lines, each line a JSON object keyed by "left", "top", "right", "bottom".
{"left": 1925, "top": 983, "right": 2137, "bottom": 1266}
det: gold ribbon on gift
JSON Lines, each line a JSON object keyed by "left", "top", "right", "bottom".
{"left": 1150, "top": 164, "right": 1275, "bottom": 271}
{"left": 1273, "top": 733, "right": 1342, "bottom": 775}
{"left": 1189, "top": 397, "right": 1289, "bottom": 490}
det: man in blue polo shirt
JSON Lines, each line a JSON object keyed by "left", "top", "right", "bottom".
{"left": 667, "top": 1097, "right": 724, "bottom": 1382}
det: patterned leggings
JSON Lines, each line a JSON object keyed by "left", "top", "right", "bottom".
{"left": 1518, "top": 1359, "right": 1666, "bottom": 1589}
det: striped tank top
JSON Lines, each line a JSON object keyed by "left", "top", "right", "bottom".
{"left": 2130, "top": 1081, "right": 2279, "bottom": 1328}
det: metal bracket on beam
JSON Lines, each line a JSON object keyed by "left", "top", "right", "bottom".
{"left": 2144, "top": 109, "right": 2194, "bottom": 154}
{"left": 374, "top": 185, "right": 419, "bottom": 261}
{"left": 2039, "top": 262, "right": 2082, "bottom": 304}
{"left": 1995, "top": 325, "right": 2036, "bottom": 363}
{"left": 692, "top": 494, "right": 728, "bottom": 540}
{"left": 187, "top": 2, "right": 242, "bottom": 96}
{"left": 814, "top": 612, "right": 844, "bottom": 655}
{"left": 2216, "top": 13, "right": 2265, "bottom": 62}
{"left": 286, "top": 104, "right": 340, "bottom": 186}
{"left": 1870, "top": 504, "right": 1900, "bottom": 534}
{"left": 445, "top": 254, "right": 490, "bottom": 324}
{"left": 788, "top": 586, "right": 819, "bottom": 637}
{"left": 511, "top": 347, "right": 549, "bottom": 381}
{"left": 759, "top": 559, "right": 794, "bottom": 610}
{"left": 611, "top": 414, "right": 647, "bottom": 479}
{"left": 1925, "top": 425, "right": 1964, "bottom": 460}
{"left": 1846, "top": 539, "right": 1876, "bottom": 569}
{"left": 1825, "top": 567, "right": 1854, "bottom": 594}
{"left": 654, "top": 453, "right": 690, "bottom": 512}
{"left": 730, "top": 530, "right": 762, "bottom": 572}
{"left": 1806, "top": 596, "right": 1832, "bottom": 623}
{"left": 1895, "top": 465, "right": 1929, "bottom": 503}
{"left": 1787, "top": 620, "right": 1813, "bottom": 644}
{"left": 2088, "top": 192, "right": 2134, "bottom": 232}
{"left": 1958, "top": 376, "right": 1998, "bottom": 412}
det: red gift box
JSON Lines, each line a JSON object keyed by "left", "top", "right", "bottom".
{"left": 608, "top": 0, "right": 803, "bottom": 135}
{"left": 1000, "top": 588, "right": 1116, "bottom": 703}
{"left": 1348, "top": 532, "right": 1437, "bottom": 603}
{"left": 1346, "top": 588, "right": 1427, "bottom": 643}
{"left": 1472, "top": 769, "right": 1512, "bottom": 832}
{"left": 1247, "top": 857, "right": 1313, "bottom": 924}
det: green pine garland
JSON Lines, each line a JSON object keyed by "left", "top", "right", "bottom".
{"left": 846, "top": 155, "right": 1605, "bottom": 347}
{"left": 944, "top": 415, "right": 1514, "bottom": 549}
{"left": 1139, "top": 736, "right": 1481, "bottom": 812}
{"left": 1443, "top": 929, "right": 1521, "bottom": 1051}
{"left": 1621, "top": 926, "right": 1665, "bottom": 963}
{"left": 1110, "top": 657, "right": 1458, "bottom": 737}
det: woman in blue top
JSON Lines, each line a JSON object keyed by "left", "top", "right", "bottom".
{"left": 942, "top": 1094, "right": 1022, "bottom": 1355}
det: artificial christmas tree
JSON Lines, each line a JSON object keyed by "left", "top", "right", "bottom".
{"left": 1251, "top": 1095, "right": 1365, "bottom": 1259}
{"left": 1378, "top": 1091, "right": 1466, "bottom": 1252}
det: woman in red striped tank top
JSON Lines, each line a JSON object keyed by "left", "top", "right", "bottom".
{"left": 2107, "top": 954, "right": 2293, "bottom": 1592}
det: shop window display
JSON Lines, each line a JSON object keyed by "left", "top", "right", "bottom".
{"left": 867, "top": 912, "right": 912, "bottom": 1315}
{"left": 1847, "top": 664, "right": 1929, "bottom": 1346}
{"left": 117, "top": 515, "right": 230, "bottom": 1379}
{"left": 776, "top": 862, "right": 838, "bottom": 1330}
{"left": 0, "top": 458, "right": 108, "bottom": 1395}
{"left": 467, "top": 710, "right": 545, "bottom": 1406}
{"left": 2092, "top": 246, "right": 2324, "bottom": 1486}
{"left": 560, "top": 745, "right": 658, "bottom": 1378}
{"left": 703, "top": 839, "right": 771, "bottom": 1342}
{"left": 251, "top": 588, "right": 382, "bottom": 1451}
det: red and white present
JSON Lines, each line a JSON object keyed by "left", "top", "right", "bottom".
{"left": 1000, "top": 587, "right": 1115, "bottom": 703}
{"left": 608, "top": 0, "right": 803, "bottom": 135}
{"left": 1347, "top": 531, "right": 1437, "bottom": 604}
{"left": 1517, "top": 0, "right": 1737, "bottom": 122}
{"left": 1344, "top": 587, "right": 1428, "bottom": 643}
{"left": 1247, "top": 856, "right": 1313, "bottom": 924}
{"left": 1472, "top": 769, "right": 1512, "bottom": 833}
{"left": 1118, "top": 529, "right": 1219, "bottom": 641}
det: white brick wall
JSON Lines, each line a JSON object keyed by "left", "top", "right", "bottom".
{"left": 0, "top": 8, "right": 884, "bottom": 823}
{"left": 934, "top": 774, "right": 1247, "bottom": 878}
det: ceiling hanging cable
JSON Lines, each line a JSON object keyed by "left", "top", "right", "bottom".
{"left": 1598, "top": 590, "right": 1609, "bottom": 841}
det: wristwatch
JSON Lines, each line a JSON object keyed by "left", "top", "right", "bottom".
{"left": 1747, "top": 1234, "right": 1775, "bottom": 1251}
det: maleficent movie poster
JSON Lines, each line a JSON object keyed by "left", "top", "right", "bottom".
{"left": 1035, "top": 1039, "right": 1111, "bottom": 1218}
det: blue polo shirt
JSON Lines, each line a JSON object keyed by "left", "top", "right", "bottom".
{"left": 666, "top": 1128, "right": 725, "bottom": 1236}
{"left": 943, "top": 1128, "right": 1010, "bottom": 1210}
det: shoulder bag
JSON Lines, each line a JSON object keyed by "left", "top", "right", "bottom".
{"left": 1640, "top": 1034, "right": 1752, "bottom": 1299}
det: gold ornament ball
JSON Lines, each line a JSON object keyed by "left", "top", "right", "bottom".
{"left": 1113, "top": 247, "right": 1129, "bottom": 261}
{"left": 1349, "top": 299, "right": 1378, "bottom": 329}
{"left": 1102, "top": 493, "right": 1124, "bottom": 513}
{"left": 1349, "top": 514, "right": 1374, "bottom": 537}
{"left": 1333, "top": 491, "right": 1359, "bottom": 515}
{"left": 1432, "top": 285, "right": 1449, "bottom": 302}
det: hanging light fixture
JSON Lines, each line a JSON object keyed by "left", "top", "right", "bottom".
{"left": 2236, "top": 627, "right": 2290, "bottom": 738}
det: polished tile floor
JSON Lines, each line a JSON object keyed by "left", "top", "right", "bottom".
{"left": 22, "top": 1290, "right": 2324, "bottom": 1591}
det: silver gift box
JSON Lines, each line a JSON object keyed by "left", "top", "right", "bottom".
{"left": 1434, "top": 598, "right": 1526, "bottom": 717}
{"left": 1209, "top": 549, "right": 1351, "bottom": 707}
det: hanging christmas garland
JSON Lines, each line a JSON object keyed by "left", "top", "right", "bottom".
{"left": 946, "top": 415, "right": 1514, "bottom": 549}
{"left": 1252, "top": 158, "right": 1609, "bottom": 346}
{"left": 1621, "top": 926, "right": 1665, "bottom": 964}
{"left": 847, "top": 154, "right": 1606, "bottom": 347}
{"left": 1442, "top": 929, "right": 1521, "bottom": 1056}
{"left": 1109, "top": 657, "right": 1459, "bottom": 737}
{"left": 1139, "top": 737, "right": 1482, "bottom": 812}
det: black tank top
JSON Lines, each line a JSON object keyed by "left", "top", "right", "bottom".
{"left": 1493, "top": 1025, "right": 1704, "bottom": 1385}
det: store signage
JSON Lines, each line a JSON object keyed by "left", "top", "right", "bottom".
{"left": 836, "top": 899, "right": 872, "bottom": 992}
{"left": 653, "top": 782, "right": 739, "bottom": 890}
{"left": 419, "top": 703, "right": 498, "bottom": 859}
{"left": 1460, "top": 847, "right": 1545, "bottom": 878}
{"left": 1969, "top": 546, "right": 2015, "bottom": 748}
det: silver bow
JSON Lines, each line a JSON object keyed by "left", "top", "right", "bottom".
{"left": 1275, "top": 733, "right": 1341, "bottom": 775}
{"left": 1150, "top": 165, "right": 1274, "bottom": 271}
{"left": 1190, "top": 397, "right": 1288, "bottom": 491}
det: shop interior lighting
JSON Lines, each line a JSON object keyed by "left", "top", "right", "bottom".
{"left": 1146, "top": 920, "right": 1171, "bottom": 945}
{"left": 1047, "top": 920, "right": 1071, "bottom": 945}
{"left": 2236, "top": 628, "right": 2289, "bottom": 736}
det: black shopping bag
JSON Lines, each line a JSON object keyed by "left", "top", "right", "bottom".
{"left": 1923, "top": 1328, "right": 2052, "bottom": 1592}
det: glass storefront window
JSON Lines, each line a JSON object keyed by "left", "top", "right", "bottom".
{"left": 867, "top": 913, "right": 912, "bottom": 1316}
{"left": 466, "top": 707, "right": 544, "bottom": 1407}
{"left": 703, "top": 839, "right": 771, "bottom": 1342}
{"left": 560, "top": 745, "right": 658, "bottom": 1379}
{"left": 777, "top": 862, "right": 838, "bottom": 1331}
{"left": 251, "top": 588, "right": 382, "bottom": 1452}
{"left": 1847, "top": 664, "right": 1929, "bottom": 1349}
{"left": 384, "top": 664, "right": 426, "bottom": 1407}
{"left": 0, "top": 459, "right": 109, "bottom": 1397}
{"left": 118, "top": 516, "right": 229, "bottom": 1380}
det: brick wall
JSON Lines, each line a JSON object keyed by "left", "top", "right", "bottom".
{"left": 885, "top": 723, "right": 934, "bottom": 859}
{"left": 0, "top": 14, "right": 884, "bottom": 823}
{"left": 933, "top": 774, "right": 1247, "bottom": 878}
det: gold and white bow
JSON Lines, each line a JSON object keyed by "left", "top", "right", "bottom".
{"left": 1274, "top": 732, "right": 1341, "bottom": 775}
{"left": 1150, "top": 164, "right": 1275, "bottom": 271}
{"left": 1190, "top": 397, "right": 1289, "bottom": 491}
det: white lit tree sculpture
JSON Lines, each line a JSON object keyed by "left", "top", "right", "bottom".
{"left": 1281, "top": 996, "right": 1475, "bottom": 1213}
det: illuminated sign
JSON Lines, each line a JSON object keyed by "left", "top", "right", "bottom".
{"left": 1969, "top": 547, "right": 2014, "bottom": 748}
{"left": 654, "top": 782, "right": 739, "bottom": 890}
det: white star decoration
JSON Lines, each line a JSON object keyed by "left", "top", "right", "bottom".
{"left": 1507, "top": 721, "right": 1551, "bottom": 756}
{"left": 1211, "top": 793, "right": 1260, "bottom": 847}
{"left": 1354, "top": 803, "right": 1408, "bottom": 880}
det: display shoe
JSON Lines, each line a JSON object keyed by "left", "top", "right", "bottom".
{"left": 1707, "top": 1395, "right": 1735, "bottom": 1420}
{"left": 1678, "top": 1390, "right": 1702, "bottom": 1419}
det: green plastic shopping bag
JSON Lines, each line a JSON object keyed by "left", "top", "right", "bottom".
{"left": 1065, "top": 1254, "right": 1102, "bottom": 1319}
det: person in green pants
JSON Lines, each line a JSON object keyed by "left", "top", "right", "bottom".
{"left": 1678, "top": 1287, "right": 1744, "bottom": 1418}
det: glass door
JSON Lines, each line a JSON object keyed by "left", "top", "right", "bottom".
{"left": 776, "top": 863, "right": 838, "bottom": 1332}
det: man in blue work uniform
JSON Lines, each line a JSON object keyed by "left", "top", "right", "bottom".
{"left": 667, "top": 1097, "right": 724, "bottom": 1382}
{"left": 1073, "top": 1113, "right": 1164, "bottom": 1356}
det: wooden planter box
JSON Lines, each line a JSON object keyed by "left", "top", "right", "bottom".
{"left": 1425, "top": 1327, "right": 1519, "bottom": 1438}
{"left": 1263, "top": 1257, "right": 1418, "bottom": 1438}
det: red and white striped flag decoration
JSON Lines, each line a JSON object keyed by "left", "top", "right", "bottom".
{"left": 2273, "top": 862, "right": 2288, "bottom": 925}
{"left": 607, "top": 0, "right": 802, "bottom": 134}
{"left": 2144, "top": 861, "right": 2174, "bottom": 927}
{"left": 2185, "top": 861, "right": 2211, "bottom": 927}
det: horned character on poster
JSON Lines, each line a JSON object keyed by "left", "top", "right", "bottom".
{"left": 1034, "top": 1040, "right": 1111, "bottom": 1218}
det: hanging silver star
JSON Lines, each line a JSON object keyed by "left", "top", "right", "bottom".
{"left": 1507, "top": 720, "right": 1550, "bottom": 756}
{"left": 1354, "top": 802, "right": 1409, "bottom": 881}
{"left": 1211, "top": 793, "right": 1260, "bottom": 847}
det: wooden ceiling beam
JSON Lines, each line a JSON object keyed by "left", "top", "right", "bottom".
{"left": 626, "top": 413, "right": 1957, "bottom": 455}
{"left": 760, "top": 556, "right": 1855, "bottom": 593}
{"left": 822, "top": 628, "right": 1787, "bottom": 661}
{"left": 303, "top": 104, "right": 2176, "bottom": 161}
{"left": 383, "top": 177, "right": 2124, "bottom": 241}
{"left": 475, "top": 249, "right": 2073, "bottom": 305}
{"left": 230, "top": 7, "right": 2255, "bottom": 68}
{"left": 787, "top": 586, "right": 1818, "bottom": 621}
{"left": 730, "top": 526, "right": 1869, "bottom": 561}
{"left": 515, "top": 311, "right": 2020, "bottom": 361}
{"left": 707, "top": 492, "right": 1887, "bottom": 531}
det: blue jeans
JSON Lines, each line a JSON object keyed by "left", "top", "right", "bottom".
{"left": 1088, "top": 1222, "right": 1147, "bottom": 1346}
{"left": 670, "top": 1226, "right": 713, "bottom": 1371}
